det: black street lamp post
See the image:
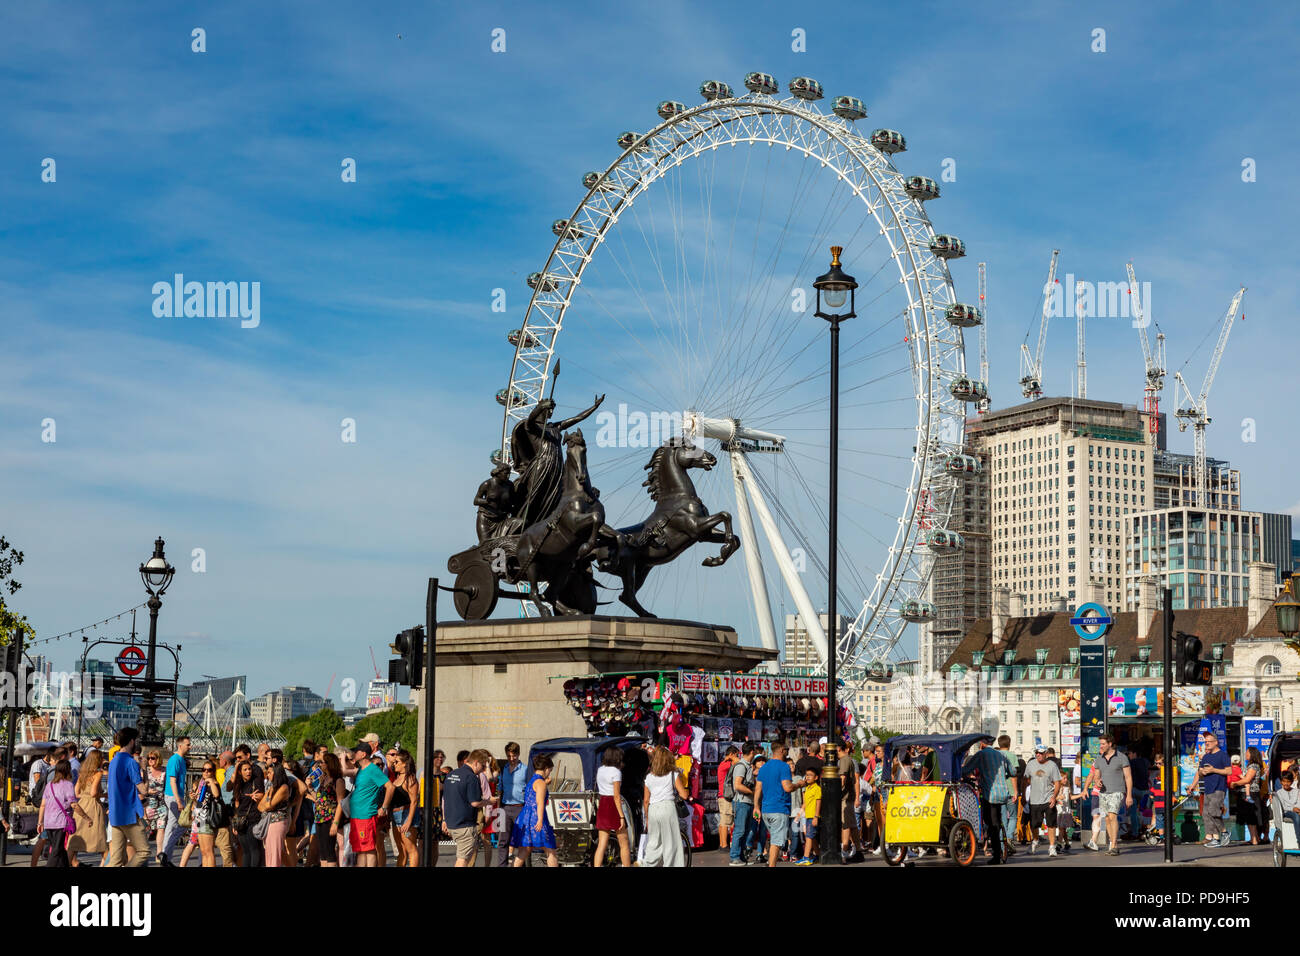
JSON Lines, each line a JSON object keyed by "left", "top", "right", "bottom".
{"left": 813, "top": 245, "right": 856, "bottom": 865}
{"left": 137, "top": 537, "right": 175, "bottom": 747}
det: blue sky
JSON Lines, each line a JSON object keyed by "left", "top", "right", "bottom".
{"left": 2, "top": 1, "right": 1297, "bottom": 700}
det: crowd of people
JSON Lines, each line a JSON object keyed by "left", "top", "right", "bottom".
{"left": 13, "top": 726, "right": 1291, "bottom": 868}
{"left": 17, "top": 727, "right": 425, "bottom": 867}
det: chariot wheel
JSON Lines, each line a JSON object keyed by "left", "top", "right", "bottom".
{"left": 882, "top": 840, "right": 908, "bottom": 866}
{"left": 453, "top": 563, "right": 499, "bottom": 620}
{"left": 1275, "top": 831, "right": 1286, "bottom": 868}
{"left": 494, "top": 73, "right": 974, "bottom": 681}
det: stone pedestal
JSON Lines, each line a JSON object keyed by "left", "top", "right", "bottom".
{"left": 415, "top": 616, "right": 775, "bottom": 765}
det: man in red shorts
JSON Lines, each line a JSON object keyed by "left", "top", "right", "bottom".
{"left": 348, "top": 742, "right": 395, "bottom": 867}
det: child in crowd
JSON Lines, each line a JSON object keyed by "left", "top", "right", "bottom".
{"left": 797, "top": 769, "right": 821, "bottom": 865}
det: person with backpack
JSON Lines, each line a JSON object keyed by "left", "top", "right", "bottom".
{"left": 961, "top": 738, "right": 1012, "bottom": 865}
{"left": 717, "top": 746, "right": 738, "bottom": 852}
{"left": 728, "top": 742, "right": 758, "bottom": 865}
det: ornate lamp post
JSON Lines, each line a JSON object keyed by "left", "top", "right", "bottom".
{"left": 813, "top": 246, "right": 856, "bottom": 864}
{"left": 136, "top": 537, "right": 175, "bottom": 747}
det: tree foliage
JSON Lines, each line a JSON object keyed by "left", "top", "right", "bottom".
{"left": 282, "top": 708, "right": 346, "bottom": 758}
{"left": 339, "top": 705, "right": 418, "bottom": 754}
{"left": 0, "top": 535, "right": 35, "bottom": 647}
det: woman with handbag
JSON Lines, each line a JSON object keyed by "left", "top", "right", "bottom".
{"left": 258, "top": 763, "right": 292, "bottom": 866}
{"left": 177, "top": 760, "right": 223, "bottom": 867}
{"left": 38, "top": 759, "right": 77, "bottom": 867}
{"left": 66, "top": 750, "right": 107, "bottom": 866}
{"left": 309, "top": 751, "right": 346, "bottom": 867}
{"left": 231, "top": 759, "right": 265, "bottom": 867}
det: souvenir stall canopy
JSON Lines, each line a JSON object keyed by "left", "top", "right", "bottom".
{"left": 554, "top": 668, "right": 856, "bottom": 838}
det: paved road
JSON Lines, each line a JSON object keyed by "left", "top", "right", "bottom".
{"left": 4, "top": 837, "right": 1276, "bottom": 868}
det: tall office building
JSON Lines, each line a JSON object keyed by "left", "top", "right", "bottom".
{"left": 782, "top": 613, "right": 846, "bottom": 668}
{"left": 1124, "top": 507, "right": 1263, "bottom": 609}
{"left": 1261, "top": 513, "right": 1294, "bottom": 588}
{"left": 925, "top": 442, "right": 991, "bottom": 680}
{"left": 248, "top": 685, "right": 324, "bottom": 726}
{"left": 965, "top": 396, "right": 1159, "bottom": 617}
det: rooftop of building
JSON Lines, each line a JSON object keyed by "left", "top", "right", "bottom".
{"left": 939, "top": 603, "right": 1289, "bottom": 674}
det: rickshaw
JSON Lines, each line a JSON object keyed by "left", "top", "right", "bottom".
{"left": 878, "top": 733, "right": 993, "bottom": 867}
{"left": 1267, "top": 731, "right": 1300, "bottom": 868}
{"left": 526, "top": 737, "right": 692, "bottom": 867}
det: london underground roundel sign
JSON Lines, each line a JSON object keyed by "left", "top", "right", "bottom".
{"left": 116, "top": 645, "right": 147, "bottom": 676}
{"left": 1069, "top": 602, "right": 1112, "bottom": 641}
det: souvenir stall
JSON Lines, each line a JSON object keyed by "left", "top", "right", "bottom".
{"left": 554, "top": 668, "right": 854, "bottom": 844}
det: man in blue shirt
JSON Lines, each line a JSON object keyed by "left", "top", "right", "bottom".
{"left": 753, "top": 743, "right": 810, "bottom": 867}
{"left": 496, "top": 741, "right": 528, "bottom": 866}
{"left": 1189, "top": 730, "right": 1232, "bottom": 847}
{"left": 963, "top": 738, "right": 1012, "bottom": 864}
{"left": 158, "top": 736, "right": 191, "bottom": 866}
{"left": 106, "top": 728, "right": 150, "bottom": 867}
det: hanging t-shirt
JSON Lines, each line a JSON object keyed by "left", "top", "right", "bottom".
{"left": 596, "top": 766, "right": 621, "bottom": 797}
{"left": 667, "top": 720, "right": 693, "bottom": 756}
{"left": 717, "top": 719, "right": 733, "bottom": 742}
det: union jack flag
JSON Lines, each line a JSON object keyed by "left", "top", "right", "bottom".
{"left": 555, "top": 800, "right": 585, "bottom": 823}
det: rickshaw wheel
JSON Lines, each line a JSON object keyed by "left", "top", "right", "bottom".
{"left": 1275, "top": 832, "right": 1286, "bottom": 868}
{"left": 882, "top": 842, "right": 907, "bottom": 866}
{"left": 949, "top": 820, "right": 977, "bottom": 867}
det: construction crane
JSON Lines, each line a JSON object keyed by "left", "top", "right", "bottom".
{"left": 977, "top": 262, "right": 990, "bottom": 414}
{"left": 1019, "top": 249, "right": 1059, "bottom": 398}
{"left": 1076, "top": 278, "right": 1087, "bottom": 399}
{"left": 1172, "top": 286, "right": 1246, "bottom": 509}
{"left": 1127, "top": 262, "right": 1166, "bottom": 435}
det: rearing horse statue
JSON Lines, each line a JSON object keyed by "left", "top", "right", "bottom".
{"left": 596, "top": 440, "right": 739, "bottom": 617}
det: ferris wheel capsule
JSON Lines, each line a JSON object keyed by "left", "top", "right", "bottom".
{"left": 526, "top": 272, "right": 558, "bottom": 293}
{"left": 870, "top": 128, "right": 906, "bottom": 154}
{"left": 929, "top": 234, "right": 965, "bottom": 259}
{"left": 831, "top": 96, "right": 867, "bottom": 121}
{"left": 944, "top": 453, "right": 982, "bottom": 478}
{"left": 583, "top": 171, "right": 616, "bottom": 192}
{"left": 657, "top": 100, "right": 687, "bottom": 120}
{"left": 743, "top": 72, "right": 779, "bottom": 95}
{"left": 617, "top": 131, "right": 647, "bottom": 151}
{"left": 949, "top": 376, "right": 988, "bottom": 404}
{"left": 507, "top": 328, "right": 540, "bottom": 349}
{"left": 924, "top": 529, "right": 965, "bottom": 552}
{"left": 496, "top": 387, "right": 527, "bottom": 408}
{"left": 943, "top": 302, "right": 983, "bottom": 327}
{"left": 904, "top": 176, "right": 940, "bottom": 201}
{"left": 699, "top": 80, "right": 733, "bottom": 101}
{"left": 788, "top": 76, "right": 824, "bottom": 100}
{"left": 899, "top": 599, "right": 937, "bottom": 623}
{"left": 552, "top": 219, "right": 588, "bottom": 240}
{"left": 490, "top": 448, "right": 507, "bottom": 467}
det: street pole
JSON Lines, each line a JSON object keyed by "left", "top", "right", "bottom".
{"left": 1, "top": 625, "right": 26, "bottom": 868}
{"left": 138, "top": 592, "right": 163, "bottom": 747}
{"left": 421, "top": 577, "right": 438, "bottom": 868}
{"left": 820, "top": 313, "right": 843, "bottom": 864}
{"left": 1162, "top": 586, "right": 1174, "bottom": 864}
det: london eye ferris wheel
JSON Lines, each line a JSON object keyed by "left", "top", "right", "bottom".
{"left": 493, "top": 73, "right": 984, "bottom": 677}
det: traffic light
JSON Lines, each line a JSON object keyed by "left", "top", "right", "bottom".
{"left": 388, "top": 627, "right": 425, "bottom": 689}
{"left": 1174, "top": 632, "right": 1213, "bottom": 685}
